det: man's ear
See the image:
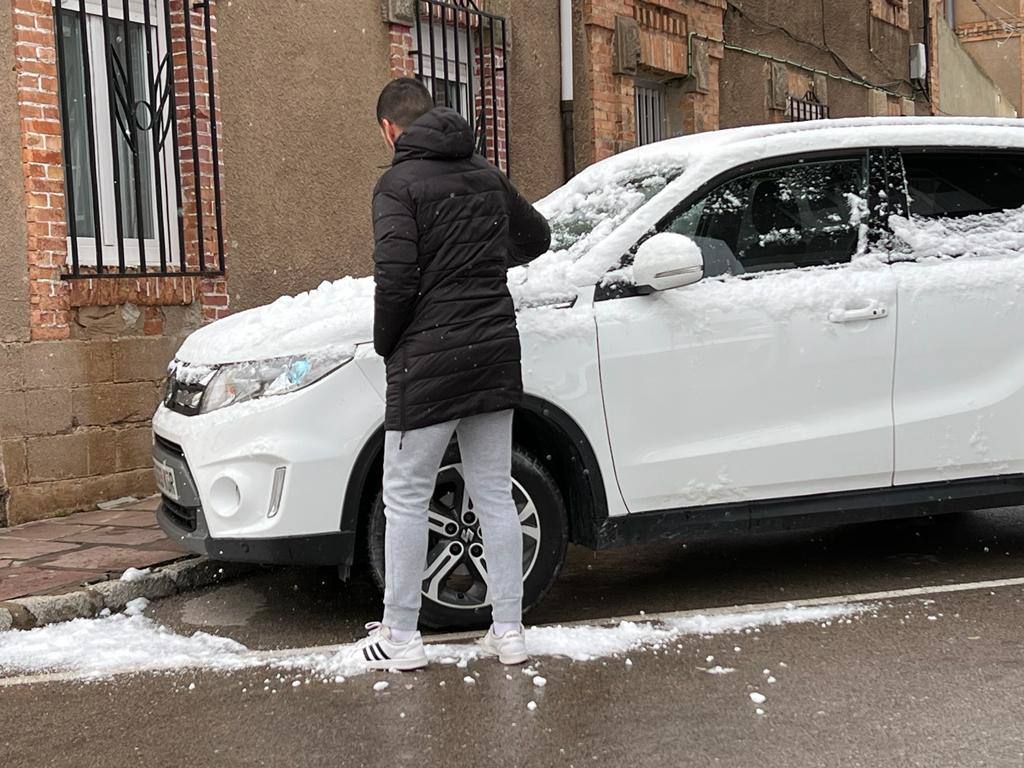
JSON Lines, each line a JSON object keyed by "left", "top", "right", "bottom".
{"left": 379, "top": 118, "right": 402, "bottom": 150}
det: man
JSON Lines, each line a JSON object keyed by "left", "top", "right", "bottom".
{"left": 348, "top": 78, "right": 551, "bottom": 670}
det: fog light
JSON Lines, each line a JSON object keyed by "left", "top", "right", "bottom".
{"left": 267, "top": 467, "right": 287, "bottom": 518}
{"left": 209, "top": 475, "right": 241, "bottom": 518}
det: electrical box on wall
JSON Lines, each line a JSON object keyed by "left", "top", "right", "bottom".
{"left": 910, "top": 43, "right": 927, "bottom": 82}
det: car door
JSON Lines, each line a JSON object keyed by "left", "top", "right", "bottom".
{"left": 595, "top": 151, "right": 899, "bottom": 514}
{"left": 889, "top": 149, "right": 1024, "bottom": 485}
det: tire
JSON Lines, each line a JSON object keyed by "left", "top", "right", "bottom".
{"left": 366, "top": 442, "right": 568, "bottom": 630}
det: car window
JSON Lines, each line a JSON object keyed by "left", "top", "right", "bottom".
{"left": 903, "top": 151, "right": 1024, "bottom": 219}
{"left": 661, "top": 157, "right": 867, "bottom": 276}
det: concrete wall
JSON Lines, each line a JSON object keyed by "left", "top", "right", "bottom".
{"left": 501, "top": 0, "right": 565, "bottom": 202}
{"left": 720, "top": 0, "right": 928, "bottom": 128}
{"left": 216, "top": 2, "right": 565, "bottom": 314}
{"left": 0, "top": 0, "right": 29, "bottom": 346}
{"left": 936, "top": 19, "right": 1018, "bottom": 116}
{"left": 958, "top": 35, "right": 1021, "bottom": 115}
{"left": 1, "top": 0, "right": 28, "bottom": 523}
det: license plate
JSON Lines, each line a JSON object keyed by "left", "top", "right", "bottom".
{"left": 154, "top": 459, "right": 180, "bottom": 502}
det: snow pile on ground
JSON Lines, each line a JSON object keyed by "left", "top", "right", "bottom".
{"left": 175, "top": 276, "right": 374, "bottom": 365}
{"left": 0, "top": 599, "right": 251, "bottom": 676}
{"left": 0, "top": 601, "right": 870, "bottom": 680}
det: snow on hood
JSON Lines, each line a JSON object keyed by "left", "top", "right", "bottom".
{"left": 176, "top": 276, "right": 374, "bottom": 365}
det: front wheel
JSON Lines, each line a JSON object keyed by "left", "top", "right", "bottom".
{"left": 366, "top": 444, "right": 568, "bottom": 629}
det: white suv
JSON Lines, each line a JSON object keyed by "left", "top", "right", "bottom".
{"left": 153, "top": 117, "right": 1024, "bottom": 628}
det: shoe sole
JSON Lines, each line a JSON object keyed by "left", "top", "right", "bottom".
{"left": 363, "top": 656, "right": 428, "bottom": 671}
{"left": 478, "top": 642, "right": 529, "bottom": 666}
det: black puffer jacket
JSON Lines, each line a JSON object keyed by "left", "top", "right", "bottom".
{"left": 372, "top": 107, "right": 551, "bottom": 432}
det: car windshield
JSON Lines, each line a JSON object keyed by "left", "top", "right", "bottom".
{"left": 510, "top": 158, "right": 685, "bottom": 307}
{"left": 542, "top": 167, "right": 683, "bottom": 258}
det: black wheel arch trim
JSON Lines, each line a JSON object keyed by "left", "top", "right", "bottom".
{"left": 339, "top": 397, "right": 612, "bottom": 560}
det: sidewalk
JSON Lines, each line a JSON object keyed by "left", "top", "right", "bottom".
{"left": 0, "top": 496, "right": 187, "bottom": 601}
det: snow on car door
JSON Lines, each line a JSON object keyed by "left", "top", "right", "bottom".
{"left": 890, "top": 149, "right": 1024, "bottom": 485}
{"left": 595, "top": 152, "right": 898, "bottom": 514}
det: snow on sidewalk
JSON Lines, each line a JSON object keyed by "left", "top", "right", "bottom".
{"left": 0, "top": 602, "right": 868, "bottom": 681}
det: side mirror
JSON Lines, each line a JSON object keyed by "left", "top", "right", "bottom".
{"left": 633, "top": 232, "right": 705, "bottom": 293}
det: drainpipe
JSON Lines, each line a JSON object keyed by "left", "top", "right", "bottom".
{"left": 559, "top": 0, "right": 576, "bottom": 180}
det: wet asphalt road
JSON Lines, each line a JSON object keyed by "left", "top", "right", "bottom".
{"left": 4, "top": 508, "right": 1024, "bottom": 767}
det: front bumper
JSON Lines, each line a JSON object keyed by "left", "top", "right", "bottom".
{"left": 151, "top": 351, "right": 385, "bottom": 565}
{"left": 155, "top": 497, "right": 354, "bottom": 566}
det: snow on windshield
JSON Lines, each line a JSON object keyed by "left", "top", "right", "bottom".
{"left": 509, "top": 152, "right": 686, "bottom": 306}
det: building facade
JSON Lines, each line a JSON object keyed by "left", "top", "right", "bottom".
{"left": 1, "top": 0, "right": 1019, "bottom": 526}
{"left": 950, "top": 0, "right": 1023, "bottom": 115}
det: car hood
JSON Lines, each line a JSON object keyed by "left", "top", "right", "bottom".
{"left": 175, "top": 276, "right": 375, "bottom": 365}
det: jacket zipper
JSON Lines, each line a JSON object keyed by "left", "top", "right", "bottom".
{"left": 398, "top": 346, "right": 408, "bottom": 450}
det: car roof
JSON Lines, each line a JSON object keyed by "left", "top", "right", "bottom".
{"left": 586, "top": 116, "right": 1024, "bottom": 183}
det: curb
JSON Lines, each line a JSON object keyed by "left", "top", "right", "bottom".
{"left": 0, "top": 557, "right": 260, "bottom": 631}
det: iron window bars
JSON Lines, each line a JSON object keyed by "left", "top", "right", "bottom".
{"left": 412, "top": 0, "right": 511, "bottom": 175}
{"left": 635, "top": 81, "right": 668, "bottom": 146}
{"left": 788, "top": 89, "right": 830, "bottom": 122}
{"left": 53, "top": 0, "right": 225, "bottom": 279}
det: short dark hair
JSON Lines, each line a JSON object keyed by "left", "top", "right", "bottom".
{"left": 376, "top": 77, "right": 434, "bottom": 129}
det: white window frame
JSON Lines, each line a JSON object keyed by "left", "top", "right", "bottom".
{"left": 415, "top": 22, "right": 477, "bottom": 123}
{"left": 56, "top": 0, "right": 181, "bottom": 269}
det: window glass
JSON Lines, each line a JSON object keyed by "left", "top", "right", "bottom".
{"left": 903, "top": 152, "right": 1024, "bottom": 219}
{"left": 107, "top": 19, "right": 156, "bottom": 240}
{"left": 58, "top": 10, "right": 96, "bottom": 238}
{"left": 663, "top": 158, "right": 867, "bottom": 275}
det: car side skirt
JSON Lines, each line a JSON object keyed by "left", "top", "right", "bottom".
{"left": 592, "top": 473, "right": 1024, "bottom": 549}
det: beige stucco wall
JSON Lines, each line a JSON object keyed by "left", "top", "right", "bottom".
{"left": 502, "top": 0, "right": 565, "bottom": 202}
{"left": 959, "top": 36, "right": 1021, "bottom": 115}
{"left": 215, "top": 2, "right": 393, "bottom": 312}
{"left": 0, "top": 0, "right": 30, "bottom": 345}
{"left": 937, "top": 19, "right": 1018, "bottom": 116}
{"left": 217, "top": 3, "right": 565, "bottom": 314}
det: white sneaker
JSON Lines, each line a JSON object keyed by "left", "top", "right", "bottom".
{"left": 345, "top": 622, "right": 428, "bottom": 671}
{"left": 478, "top": 624, "right": 529, "bottom": 665}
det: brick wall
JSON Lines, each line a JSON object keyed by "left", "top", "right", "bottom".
{"left": 1, "top": 0, "right": 228, "bottom": 526}
{"left": 579, "top": 0, "right": 725, "bottom": 165}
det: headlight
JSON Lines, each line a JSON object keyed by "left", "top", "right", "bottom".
{"left": 200, "top": 350, "right": 352, "bottom": 413}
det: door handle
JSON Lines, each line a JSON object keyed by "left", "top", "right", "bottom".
{"left": 827, "top": 304, "right": 888, "bottom": 324}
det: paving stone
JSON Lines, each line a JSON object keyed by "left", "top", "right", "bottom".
{"left": 43, "top": 545, "right": 184, "bottom": 572}
{"left": 7, "top": 522, "right": 102, "bottom": 541}
{"left": 56, "top": 526, "right": 169, "bottom": 547}
{"left": 0, "top": 536, "right": 80, "bottom": 560}
{"left": 64, "top": 509, "right": 160, "bottom": 528}
{"left": 0, "top": 566, "right": 103, "bottom": 601}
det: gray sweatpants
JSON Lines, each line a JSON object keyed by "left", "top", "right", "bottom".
{"left": 382, "top": 409, "right": 524, "bottom": 631}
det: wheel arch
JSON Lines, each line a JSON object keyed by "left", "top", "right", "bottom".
{"left": 340, "top": 397, "right": 610, "bottom": 556}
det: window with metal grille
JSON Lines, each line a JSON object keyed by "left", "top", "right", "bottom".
{"left": 787, "top": 89, "right": 830, "bottom": 121}
{"left": 53, "top": 0, "right": 225, "bottom": 278}
{"left": 634, "top": 81, "right": 667, "bottom": 146}
{"left": 412, "top": 0, "right": 510, "bottom": 174}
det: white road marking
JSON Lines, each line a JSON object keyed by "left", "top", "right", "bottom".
{"left": 3, "top": 574, "right": 1024, "bottom": 688}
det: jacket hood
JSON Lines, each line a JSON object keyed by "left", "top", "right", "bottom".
{"left": 393, "top": 107, "right": 475, "bottom": 164}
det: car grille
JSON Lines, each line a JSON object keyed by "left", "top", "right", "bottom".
{"left": 161, "top": 497, "right": 199, "bottom": 533}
